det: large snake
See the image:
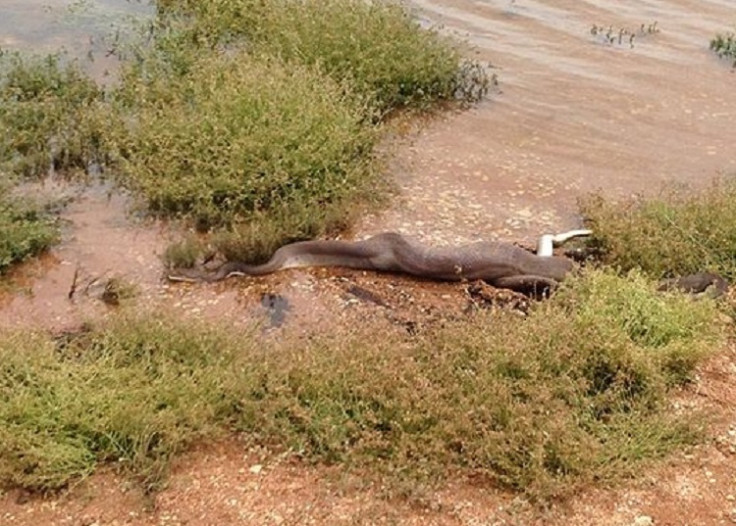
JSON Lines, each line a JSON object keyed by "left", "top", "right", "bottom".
{"left": 168, "top": 229, "right": 593, "bottom": 294}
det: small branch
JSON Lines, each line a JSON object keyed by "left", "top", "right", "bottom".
{"left": 68, "top": 265, "right": 80, "bottom": 301}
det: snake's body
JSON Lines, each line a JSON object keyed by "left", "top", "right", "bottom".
{"left": 173, "top": 233, "right": 575, "bottom": 293}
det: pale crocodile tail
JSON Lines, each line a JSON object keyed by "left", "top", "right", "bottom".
{"left": 536, "top": 229, "right": 592, "bottom": 257}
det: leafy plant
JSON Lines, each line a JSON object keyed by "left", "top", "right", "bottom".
{"left": 580, "top": 178, "right": 736, "bottom": 280}
{"left": 710, "top": 31, "right": 736, "bottom": 66}
{"left": 0, "top": 51, "right": 103, "bottom": 178}
{"left": 109, "top": 48, "right": 383, "bottom": 254}
{"left": 155, "top": 0, "right": 490, "bottom": 111}
{"left": 0, "top": 188, "right": 59, "bottom": 273}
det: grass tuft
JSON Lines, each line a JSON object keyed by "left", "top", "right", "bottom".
{"left": 163, "top": 234, "right": 208, "bottom": 269}
{"left": 155, "top": 0, "right": 490, "bottom": 111}
{"left": 0, "top": 318, "right": 244, "bottom": 492}
{"left": 580, "top": 178, "right": 736, "bottom": 280}
{"left": 0, "top": 1, "right": 487, "bottom": 260}
{"left": 0, "top": 188, "right": 59, "bottom": 273}
{"left": 710, "top": 30, "right": 736, "bottom": 67}
{"left": 0, "top": 51, "right": 103, "bottom": 179}
{"left": 247, "top": 0, "right": 489, "bottom": 111}
{"left": 109, "top": 47, "right": 384, "bottom": 251}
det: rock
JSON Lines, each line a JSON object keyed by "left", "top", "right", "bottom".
{"left": 632, "top": 516, "right": 654, "bottom": 526}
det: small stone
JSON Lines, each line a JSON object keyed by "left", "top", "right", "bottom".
{"left": 633, "top": 516, "right": 654, "bottom": 526}
{"left": 249, "top": 464, "right": 263, "bottom": 474}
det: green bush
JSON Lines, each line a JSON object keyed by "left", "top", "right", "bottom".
{"left": 0, "top": 319, "right": 244, "bottom": 491}
{"left": 155, "top": 0, "right": 489, "bottom": 111}
{"left": 580, "top": 178, "right": 736, "bottom": 279}
{"left": 124, "top": 0, "right": 487, "bottom": 258}
{"left": 0, "top": 270, "right": 721, "bottom": 499}
{"left": 0, "top": 1, "right": 488, "bottom": 261}
{"left": 0, "top": 189, "right": 58, "bottom": 273}
{"left": 0, "top": 51, "right": 103, "bottom": 178}
{"left": 250, "top": 270, "right": 718, "bottom": 497}
{"left": 250, "top": 0, "right": 488, "bottom": 111}
{"left": 154, "top": 0, "right": 264, "bottom": 43}
{"left": 109, "top": 49, "right": 381, "bottom": 243}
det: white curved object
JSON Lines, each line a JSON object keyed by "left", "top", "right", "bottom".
{"left": 537, "top": 229, "right": 592, "bottom": 257}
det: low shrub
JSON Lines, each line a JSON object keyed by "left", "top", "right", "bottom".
{"left": 109, "top": 49, "right": 382, "bottom": 242}
{"left": 0, "top": 318, "right": 243, "bottom": 491}
{"left": 155, "top": 0, "right": 490, "bottom": 111}
{"left": 0, "top": 51, "right": 103, "bottom": 178}
{"left": 1, "top": 1, "right": 488, "bottom": 260}
{"left": 249, "top": 0, "right": 489, "bottom": 111}
{"left": 579, "top": 178, "right": 736, "bottom": 279}
{"left": 0, "top": 270, "right": 721, "bottom": 499}
{"left": 0, "top": 188, "right": 59, "bottom": 273}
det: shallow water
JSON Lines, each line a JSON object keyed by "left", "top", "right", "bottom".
{"left": 0, "top": 0, "right": 151, "bottom": 49}
{"left": 0, "top": 0, "right": 152, "bottom": 80}
{"left": 358, "top": 0, "right": 736, "bottom": 245}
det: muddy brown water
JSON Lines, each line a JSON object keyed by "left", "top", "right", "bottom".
{"left": 1, "top": 0, "right": 735, "bottom": 330}
{"left": 359, "top": 0, "right": 736, "bottom": 245}
{"left": 0, "top": 0, "right": 151, "bottom": 82}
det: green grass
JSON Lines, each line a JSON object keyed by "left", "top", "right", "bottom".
{"left": 155, "top": 0, "right": 489, "bottom": 112}
{"left": 247, "top": 0, "right": 488, "bottom": 111}
{"left": 0, "top": 51, "right": 103, "bottom": 179}
{"left": 0, "top": 270, "right": 722, "bottom": 499}
{"left": 580, "top": 178, "right": 736, "bottom": 280}
{"left": 0, "top": 188, "right": 59, "bottom": 273}
{"left": 710, "top": 31, "right": 736, "bottom": 66}
{"left": 0, "top": 52, "right": 95, "bottom": 272}
{"left": 162, "top": 234, "right": 207, "bottom": 269}
{"left": 131, "top": 0, "right": 489, "bottom": 256}
{"left": 0, "top": 319, "right": 239, "bottom": 491}
{"left": 109, "top": 49, "right": 384, "bottom": 255}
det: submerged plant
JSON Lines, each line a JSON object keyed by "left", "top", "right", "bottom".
{"left": 590, "top": 21, "right": 659, "bottom": 48}
{"left": 710, "top": 31, "right": 736, "bottom": 67}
